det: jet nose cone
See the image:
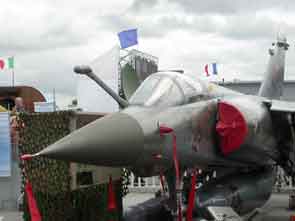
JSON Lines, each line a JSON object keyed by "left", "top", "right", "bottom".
{"left": 38, "top": 113, "right": 144, "bottom": 166}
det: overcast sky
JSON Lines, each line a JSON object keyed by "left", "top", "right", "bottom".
{"left": 0, "top": 0, "right": 295, "bottom": 107}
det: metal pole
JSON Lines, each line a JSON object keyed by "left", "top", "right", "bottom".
{"left": 12, "top": 68, "right": 14, "bottom": 87}
{"left": 11, "top": 56, "right": 15, "bottom": 87}
{"left": 53, "top": 88, "right": 56, "bottom": 111}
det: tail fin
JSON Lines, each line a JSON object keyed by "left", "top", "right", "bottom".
{"left": 258, "top": 34, "right": 289, "bottom": 99}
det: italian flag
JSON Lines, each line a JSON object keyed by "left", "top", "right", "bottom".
{"left": 0, "top": 57, "right": 14, "bottom": 70}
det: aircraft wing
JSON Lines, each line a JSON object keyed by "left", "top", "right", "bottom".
{"left": 263, "top": 98, "right": 295, "bottom": 177}
{"left": 266, "top": 99, "right": 295, "bottom": 113}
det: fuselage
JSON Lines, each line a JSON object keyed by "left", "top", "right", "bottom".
{"left": 121, "top": 72, "right": 278, "bottom": 176}
{"left": 36, "top": 36, "right": 289, "bottom": 218}
{"left": 38, "top": 71, "right": 280, "bottom": 177}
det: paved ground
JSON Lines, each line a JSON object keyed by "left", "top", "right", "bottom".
{"left": 123, "top": 192, "right": 295, "bottom": 220}
{"left": 123, "top": 192, "right": 155, "bottom": 211}
{"left": 0, "top": 211, "right": 22, "bottom": 221}
{"left": 251, "top": 193, "right": 295, "bottom": 221}
{"left": 0, "top": 193, "right": 295, "bottom": 220}
{"left": 0, "top": 193, "right": 155, "bottom": 221}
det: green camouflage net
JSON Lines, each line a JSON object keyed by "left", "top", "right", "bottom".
{"left": 18, "top": 111, "right": 122, "bottom": 221}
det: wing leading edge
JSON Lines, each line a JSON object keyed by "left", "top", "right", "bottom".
{"left": 265, "top": 99, "right": 295, "bottom": 113}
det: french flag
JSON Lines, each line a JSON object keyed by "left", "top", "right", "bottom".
{"left": 205, "top": 63, "right": 218, "bottom": 76}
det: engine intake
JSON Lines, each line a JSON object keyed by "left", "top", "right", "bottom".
{"left": 216, "top": 97, "right": 278, "bottom": 162}
{"left": 216, "top": 102, "right": 248, "bottom": 155}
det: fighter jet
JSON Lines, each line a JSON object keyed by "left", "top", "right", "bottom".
{"left": 27, "top": 35, "right": 294, "bottom": 219}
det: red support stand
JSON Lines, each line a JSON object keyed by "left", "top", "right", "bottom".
{"left": 108, "top": 175, "right": 117, "bottom": 212}
{"left": 186, "top": 170, "right": 197, "bottom": 221}
{"left": 159, "top": 125, "right": 182, "bottom": 221}
{"left": 21, "top": 154, "right": 41, "bottom": 221}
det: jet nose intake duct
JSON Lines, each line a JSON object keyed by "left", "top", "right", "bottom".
{"left": 216, "top": 101, "right": 248, "bottom": 155}
{"left": 38, "top": 113, "right": 144, "bottom": 166}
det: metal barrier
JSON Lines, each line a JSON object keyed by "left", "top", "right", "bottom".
{"left": 274, "top": 167, "right": 294, "bottom": 193}
{"left": 128, "top": 168, "right": 295, "bottom": 194}
{"left": 128, "top": 173, "right": 161, "bottom": 193}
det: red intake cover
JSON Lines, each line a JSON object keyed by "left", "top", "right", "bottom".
{"left": 216, "top": 101, "right": 248, "bottom": 155}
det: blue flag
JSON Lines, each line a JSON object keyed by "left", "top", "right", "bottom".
{"left": 118, "top": 29, "right": 138, "bottom": 49}
{"left": 212, "top": 63, "right": 218, "bottom": 75}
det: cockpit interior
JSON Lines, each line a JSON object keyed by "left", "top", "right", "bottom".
{"left": 129, "top": 72, "right": 205, "bottom": 107}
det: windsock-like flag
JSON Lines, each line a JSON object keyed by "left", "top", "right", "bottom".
{"left": 0, "top": 57, "right": 14, "bottom": 70}
{"left": 204, "top": 62, "right": 218, "bottom": 76}
{"left": 118, "top": 29, "right": 138, "bottom": 49}
{"left": 204, "top": 64, "right": 209, "bottom": 77}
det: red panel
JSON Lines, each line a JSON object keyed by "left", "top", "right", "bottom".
{"left": 216, "top": 101, "right": 248, "bottom": 155}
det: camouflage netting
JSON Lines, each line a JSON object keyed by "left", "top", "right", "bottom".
{"left": 18, "top": 111, "right": 122, "bottom": 221}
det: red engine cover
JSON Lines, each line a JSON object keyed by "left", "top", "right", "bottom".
{"left": 216, "top": 101, "right": 248, "bottom": 155}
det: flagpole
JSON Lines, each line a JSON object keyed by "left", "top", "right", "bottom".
{"left": 53, "top": 88, "right": 56, "bottom": 111}
{"left": 12, "top": 68, "right": 14, "bottom": 87}
{"left": 11, "top": 56, "right": 15, "bottom": 87}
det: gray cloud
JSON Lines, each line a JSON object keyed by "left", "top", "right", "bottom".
{"left": 130, "top": 0, "right": 159, "bottom": 11}
{"left": 0, "top": 20, "right": 87, "bottom": 54}
{"left": 100, "top": 13, "right": 288, "bottom": 42}
{"left": 99, "top": 15, "right": 168, "bottom": 38}
{"left": 123, "top": 0, "right": 294, "bottom": 41}
{"left": 168, "top": 0, "right": 295, "bottom": 15}
{"left": 1, "top": 0, "right": 295, "bottom": 108}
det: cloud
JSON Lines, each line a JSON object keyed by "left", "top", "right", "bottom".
{"left": 0, "top": 0, "right": 294, "bottom": 108}
{"left": 167, "top": 0, "right": 295, "bottom": 15}
{"left": 99, "top": 8, "right": 294, "bottom": 42}
{"left": 0, "top": 0, "right": 134, "bottom": 107}
{"left": 130, "top": 0, "right": 159, "bottom": 11}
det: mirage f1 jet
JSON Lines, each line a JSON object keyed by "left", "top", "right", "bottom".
{"left": 26, "top": 35, "right": 294, "bottom": 219}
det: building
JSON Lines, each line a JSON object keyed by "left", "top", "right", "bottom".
{"left": 0, "top": 86, "right": 46, "bottom": 112}
{"left": 0, "top": 86, "right": 46, "bottom": 210}
{"left": 219, "top": 80, "right": 295, "bottom": 101}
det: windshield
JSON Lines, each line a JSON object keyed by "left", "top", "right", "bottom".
{"left": 129, "top": 74, "right": 184, "bottom": 107}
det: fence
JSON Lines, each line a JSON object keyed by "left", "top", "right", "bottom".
{"left": 128, "top": 173, "right": 161, "bottom": 193}
{"left": 274, "top": 167, "right": 295, "bottom": 193}
{"left": 128, "top": 168, "right": 295, "bottom": 194}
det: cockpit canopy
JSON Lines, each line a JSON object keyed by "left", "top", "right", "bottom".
{"left": 129, "top": 72, "right": 205, "bottom": 107}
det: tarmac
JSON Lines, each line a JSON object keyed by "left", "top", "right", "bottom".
{"left": 0, "top": 211, "right": 22, "bottom": 221}
{"left": 251, "top": 192, "right": 295, "bottom": 221}
{"left": 0, "top": 192, "right": 295, "bottom": 220}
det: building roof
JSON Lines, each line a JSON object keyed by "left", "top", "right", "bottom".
{"left": 217, "top": 80, "right": 295, "bottom": 86}
{"left": 0, "top": 86, "right": 46, "bottom": 112}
